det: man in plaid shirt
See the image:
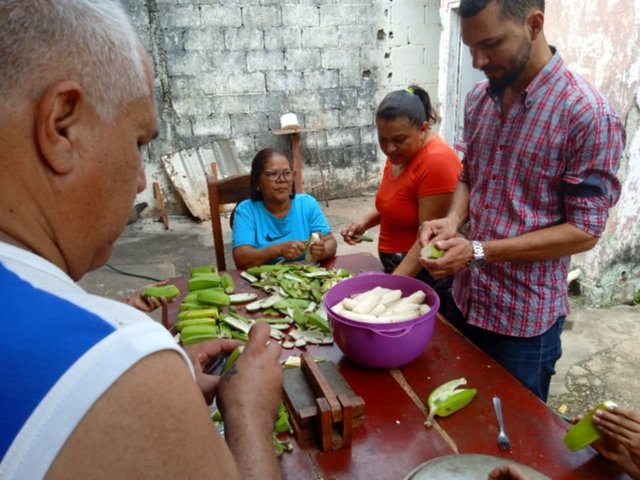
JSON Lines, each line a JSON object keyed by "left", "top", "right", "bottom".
{"left": 419, "top": 0, "right": 625, "bottom": 400}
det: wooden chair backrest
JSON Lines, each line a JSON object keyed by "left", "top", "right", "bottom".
{"left": 207, "top": 173, "right": 251, "bottom": 272}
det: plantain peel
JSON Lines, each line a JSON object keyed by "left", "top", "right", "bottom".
{"left": 424, "top": 377, "right": 477, "bottom": 427}
{"left": 304, "top": 232, "right": 321, "bottom": 263}
{"left": 420, "top": 244, "right": 444, "bottom": 259}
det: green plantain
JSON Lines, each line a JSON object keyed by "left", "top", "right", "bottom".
{"left": 425, "top": 377, "right": 477, "bottom": 427}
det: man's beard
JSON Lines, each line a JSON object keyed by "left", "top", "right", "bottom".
{"left": 484, "top": 41, "right": 532, "bottom": 90}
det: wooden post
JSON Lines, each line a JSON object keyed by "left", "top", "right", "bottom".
{"left": 153, "top": 182, "right": 169, "bottom": 230}
{"left": 291, "top": 132, "right": 303, "bottom": 193}
{"left": 210, "top": 162, "right": 229, "bottom": 216}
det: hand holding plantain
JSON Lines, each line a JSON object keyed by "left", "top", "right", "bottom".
{"left": 305, "top": 232, "right": 324, "bottom": 263}
{"left": 279, "top": 240, "right": 306, "bottom": 260}
{"left": 216, "top": 323, "right": 283, "bottom": 437}
{"left": 591, "top": 405, "right": 640, "bottom": 479}
{"left": 340, "top": 220, "right": 369, "bottom": 245}
{"left": 182, "top": 337, "right": 243, "bottom": 405}
{"left": 125, "top": 280, "right": 177, "bottom": 312}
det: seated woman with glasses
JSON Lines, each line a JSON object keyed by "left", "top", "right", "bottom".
{"left": 232, "top": 148, "right": 337, "bottom": 269}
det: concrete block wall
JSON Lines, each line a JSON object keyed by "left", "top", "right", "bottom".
{"left": 122, "top": 0, "right": 443, "bottom": 212}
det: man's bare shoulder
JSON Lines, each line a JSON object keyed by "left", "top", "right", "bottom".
{"left": 46, "top": 350, "right": 240, "bottom": 480}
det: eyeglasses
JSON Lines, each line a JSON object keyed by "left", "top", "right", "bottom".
{"left": 263, "top": 169, "right": 295, "bottom": 182}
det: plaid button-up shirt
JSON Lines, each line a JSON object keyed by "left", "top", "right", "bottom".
{"left": 453, "top": 51, "right": 624, "bottom": 337}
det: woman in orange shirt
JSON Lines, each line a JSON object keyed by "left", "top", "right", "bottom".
{"left": 341, "top": 85, "right": 461, "bottom": 312}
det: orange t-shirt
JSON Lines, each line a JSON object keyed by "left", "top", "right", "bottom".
{"left": 375, "top": 135, "right": 461, "bottom": 253}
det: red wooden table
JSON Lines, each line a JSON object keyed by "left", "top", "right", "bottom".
{"left": 166, "top": 253, "right": 630, "bottom": 480}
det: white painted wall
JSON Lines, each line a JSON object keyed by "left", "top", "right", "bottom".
{"left": 546, "top": 0, "right": 640, "bottom": 305}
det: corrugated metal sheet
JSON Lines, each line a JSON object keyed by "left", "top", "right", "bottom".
{"left": 161, "top": 140, "right": 246, "bottom": 220}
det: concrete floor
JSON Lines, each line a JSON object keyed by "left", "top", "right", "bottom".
{"left": 80, "top": 195, "right": 640, "bottom": 416}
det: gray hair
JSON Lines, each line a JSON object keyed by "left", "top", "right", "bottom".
{"left": 0, "top": 0, "right": 148, "bottom": 120}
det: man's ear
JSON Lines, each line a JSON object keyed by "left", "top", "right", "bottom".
{"left": 35, "top": 81, "right": 85, "bottom": 175}
{"left": 527, "top": 11, "right": 544, "bottom": 41}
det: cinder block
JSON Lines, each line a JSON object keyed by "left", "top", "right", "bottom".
{"left": 339, "top": 65, "right": 367, "bottom": 88}
{"left": 320, "top": 5, "right": 373, "bottom": 27}
{"left": 201, "top": 5, "right": 242, "bottom": 27}
{"left": 360, "top": 126, "right": 377, "bottom": 145}
{"left": 339, "top": 25, "right": 376, "bottom": 46}
{"left": 389, "top": 2, "right": 426, "bottom": 27}
{"left": 266, "top": 71, "right": 305, "bottom": 92}
{"left": 391, "top": 45, "right": 425, "bottom": 66}
{"left": 323, "top": 148, "right": 347, "bottom": 169}
{"left": 298, "top": 0, "right": 336, "bottom": 5}
{"left": 216, "top": 95, "right": 253, "bottom": 115}
{"left": 231, "top": 72, "right": 267, "bottom": 94}
{"left": 172, "top": 116, "right": 194, "bottom": 138}
{"left": 288, "top": 91, "right": 323, "bottom": 112}
{"left": 171, "top": 76, "right": 203, "bottom": 97}
{"left": 173, "top": 96, "right": 218, "bottom": 117}
{"left": 192, "top": 114, "right": 231, "bottom": 137}
{"left": 224, "top": 28, "right": 264, "bottom": 50}
{"left": 243, "top": 6, "right": 281, "bottom": 28}
{"left": 326, "top": 127, "right": 360, "bottom": 148}
{"left": 321, "top": 48, "right": 356, "bottom": 69}
{"left": 254, "top": 132, "right": 290, "bottom": 155}
{"left": 201, "top": 71, "right": 266, "bottom": 95}
{"left": 340, "top": 108, "right": 374, "bottom": 128}
{"left": 231, "top": 135, "right": 256, "bottom": 163}
{"left": 264, "top": 27, "right": 303, "bottom": 50}
{"left": 303, "top": 69, "right": 340, "bottom": 90}
{"left": 209, "top": 51, "right": 247, "bottom": 75}
{"left": 161, "top": 6, "right": 201, "bottom": 28}
{"left": 384, "top": 28, "right": 409, "bottom": 47}
{"left": 160, "top": 28, "right": 185, "bottom": 54}
{"left": 231, "top": 113, "right": 269, "bottom": 135}
{"left": 322, "top": 88, "right": 358, "bottom": 109}
{"left": 247, "top": 50, "right": 286, "bottom": 72}
{"left": 167, "top": 51, "right": 212, "bottom": 76}
{"left": 282, "top": 5, "right": 320, "bottom": 27}
{"left": 250, "top": 92, "right": 289, "bottom": 114}
{"left": 360, "top": 47, "right": 387, "bottom": 66}
{"left": 285, "top": 49, "right": 322, "bottom": 71}
{"left": 184, "top": 28, "right": 225, "bottom": 51}
{"left": 302, "top": 26, "right": 339, "bottom": 48}
{"left": 302, "top": 129, "right": 328, "bottom": 149}
{"left": 343, "top": 143, "right": 379, "bottom": 168}
{"left": 304, "top": 109, "right": 340, "bottom": 130}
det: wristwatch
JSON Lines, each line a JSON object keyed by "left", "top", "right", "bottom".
{"left": 469, "top": 240, "right": 486, "bottom": 269}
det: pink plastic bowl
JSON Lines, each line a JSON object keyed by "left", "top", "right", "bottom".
{"left": 323, "top": 272, "right": 439, "bottom": 369}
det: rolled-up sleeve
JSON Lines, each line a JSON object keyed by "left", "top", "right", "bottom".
{"left": 562, "top": 113, "right": 625, "bottom": 236}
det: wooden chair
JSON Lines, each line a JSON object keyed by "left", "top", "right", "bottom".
{"left": 207, "top": 173, "right": 251, "bottom": 272}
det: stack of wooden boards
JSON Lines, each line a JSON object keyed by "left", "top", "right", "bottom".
{"left": 283, "top": 353, "right": 365, "bottom": 451}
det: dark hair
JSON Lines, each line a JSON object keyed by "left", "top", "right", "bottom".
{"left": 375, "top": 85, "right": 439, "bottom": 128}
{"left": 249, "top": 148, "right": 296, "bottom": 201}
{"left": 459, "top": 0, "right": 545, "bottom": 22}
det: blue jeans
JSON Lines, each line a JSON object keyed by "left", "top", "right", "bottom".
{"left": 445, "top": 301, "right": 564, "bottom": 401}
